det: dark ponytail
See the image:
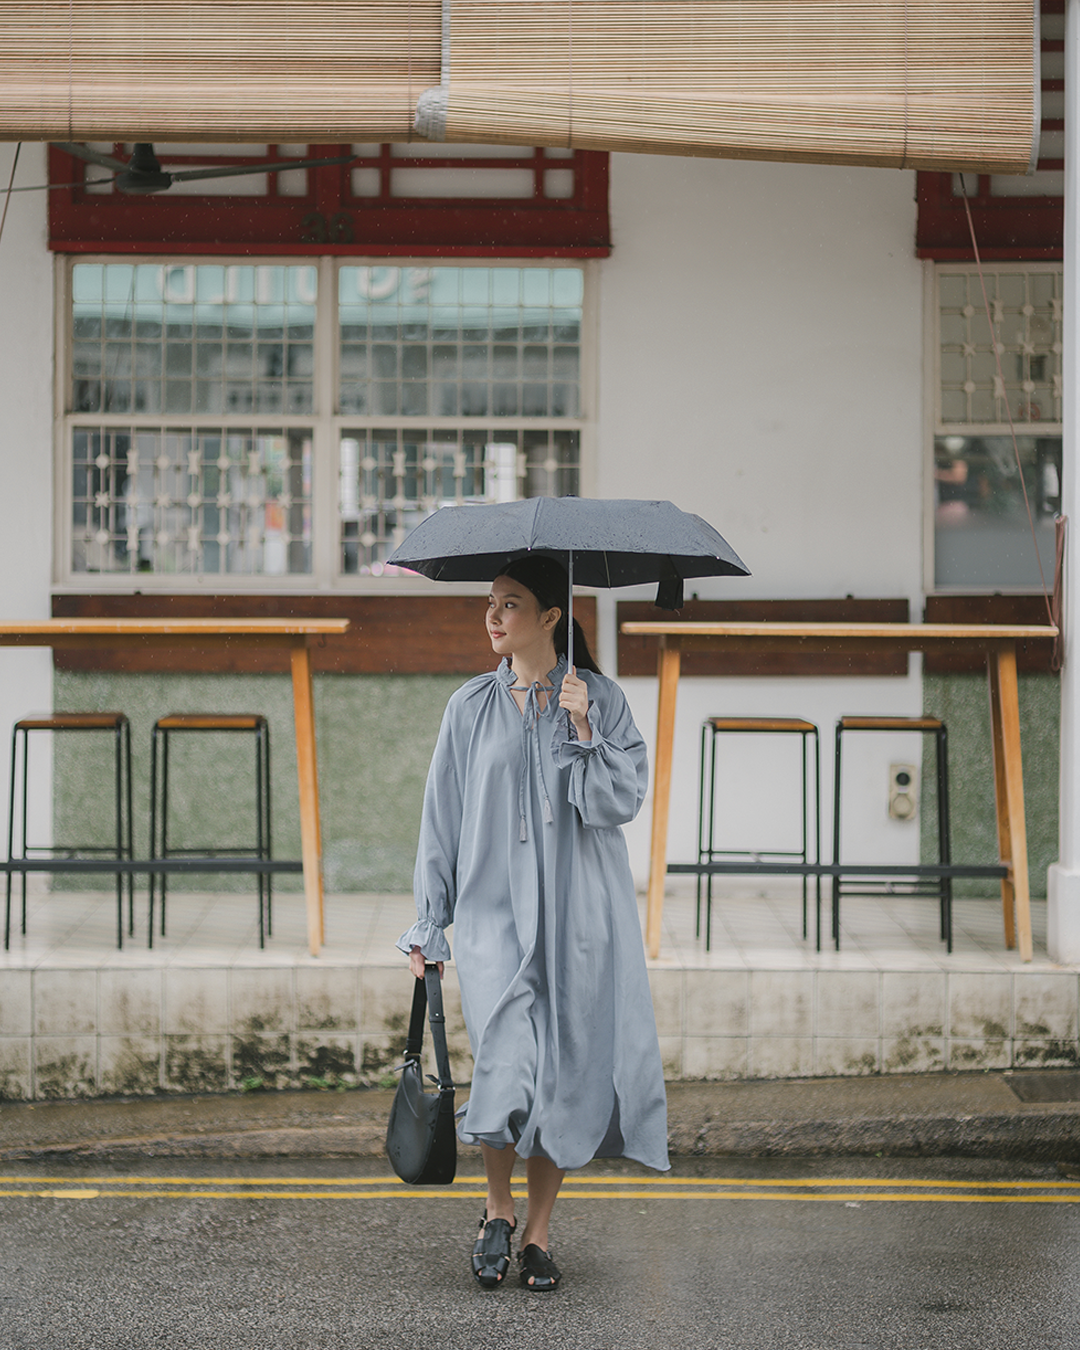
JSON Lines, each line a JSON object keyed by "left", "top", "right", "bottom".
{"left": 496, "top": 555, "right": 602, "bottom": 674}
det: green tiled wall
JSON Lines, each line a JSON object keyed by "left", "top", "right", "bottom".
{"left": 921, "top": 672, "right": 1060, "bottom": 899}
{"left": 52, "top": 672, "right": 460, "bottom": 892}
{"left": 51, "top": 668, "right": 1062, "bottom": 899}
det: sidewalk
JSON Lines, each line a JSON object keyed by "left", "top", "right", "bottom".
{"left": 3, "top": 1070, "right": 1079, "bottom": 1163}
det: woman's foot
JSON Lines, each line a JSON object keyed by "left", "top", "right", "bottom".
{"left": 471, "top": 1212, "right": 516, "bottom": 1288}
{"left": 519, "top": 1243, "right": 561, "bottom": 1291}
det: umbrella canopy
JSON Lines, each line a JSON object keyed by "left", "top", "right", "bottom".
{"left": 386, "top": 497, "right": 750, "bottom": 608}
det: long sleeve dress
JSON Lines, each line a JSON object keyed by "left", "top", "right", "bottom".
{"left": 397, "top": 654, "right": 669, "bottom": 1173}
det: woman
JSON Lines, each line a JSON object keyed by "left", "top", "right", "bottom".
{"left": 398, "top": 555, "right": 669, "bottom": 1292}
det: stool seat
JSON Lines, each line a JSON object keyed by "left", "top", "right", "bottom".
{"left": 15, "top": 712, "right": 128, "bottom": 732}
{"left": 839, "top": 716, "right": 944, "bottom": 732}
{"left": 707, "top": 717, "right": 817, "bottom": 734}
{"left": 155, "top": 714, "right": 266, "bottom": 731}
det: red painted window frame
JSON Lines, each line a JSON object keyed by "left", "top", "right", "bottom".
{"left": 917, "top": 0, "right": 1063, "bottom": 261}
{"left": 48, "top": 144, "right": 610, "bottom": 257}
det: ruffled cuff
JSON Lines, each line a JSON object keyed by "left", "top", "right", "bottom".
{"left": 395, "top": 918, "right": 452, "bottom": 963}
{"left": 554, "top": 701, "right": 603, "bottom": 766}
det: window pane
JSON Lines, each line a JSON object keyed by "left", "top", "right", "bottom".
{"left": 337, "top": 266, "right": 583, "bottom": 420}
{"left": 934, "top": 434, "right": 1061, "bottom": 589}
{"left": 339, "top": 427, "right": 580, "bottom": 575}
{"left": 70, "top": 264, "right": 317, "bottom": 416}
{"left": 70, "top": 426, "right": 312, "bottom": 576}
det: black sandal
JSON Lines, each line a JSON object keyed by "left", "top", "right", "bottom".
{"left": 472, "top": 1212, "right": 516, "bottom": 1288}
{"left": 518, "top": 1243, "right": 561, "bottom": 1291}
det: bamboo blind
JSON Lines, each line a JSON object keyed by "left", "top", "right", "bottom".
{"left": 0, "top": 2, "right": 441, "bottom": 141}
{"left": 0, "top": 0, "right": 1039, "bottom": 172}
{"left": 417, "top": 0, "right": 1040, "bottom": 174}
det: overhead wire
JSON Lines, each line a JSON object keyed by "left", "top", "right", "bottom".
{"left": 0, "top": 144, "right": 21, "bottom": 249}
{"left": 958, "top": 174, "right": 1061, "bottom": 662}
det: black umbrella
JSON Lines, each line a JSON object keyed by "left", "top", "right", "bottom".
{"left": 385, "top": 497, "right": 750, "bottom": 669}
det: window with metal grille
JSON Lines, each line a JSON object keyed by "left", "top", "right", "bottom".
{"left": 61, "top": 258, "right": 586, "bottom": 586}
{"left": 932, "top": 263, "right": 1062, "bottom": 590}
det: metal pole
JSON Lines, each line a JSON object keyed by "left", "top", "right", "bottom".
{"left": 1050, "top": 0, "right": 1080, "bottom": 960}
{"left": 567, "top": 549, "right": 575, "bottom": 671}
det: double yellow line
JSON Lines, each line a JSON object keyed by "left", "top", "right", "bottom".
{"left": 2, "top": 1174, "right": 1080, "bottom": 1205}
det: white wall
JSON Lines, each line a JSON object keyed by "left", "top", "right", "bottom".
{"left": 0, "top": 144, "right": 55, "bottom": 844}
{"left": 594, "top": 154, "right": 927, "bottom": 885}
{"left": 0, "top": 145, "right": 933, "bottom": 892}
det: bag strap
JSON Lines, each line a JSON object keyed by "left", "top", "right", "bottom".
{"left": 404, "top": 964, "right": 454, "bottom": 1093}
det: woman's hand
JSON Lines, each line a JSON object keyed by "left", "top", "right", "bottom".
{"left": 409, "top": 945, "right": 444, "bottom": 979}
{"left": 559, "top": 667, "right": 592, "bottom": 741}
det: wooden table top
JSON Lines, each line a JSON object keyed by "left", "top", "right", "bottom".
{"left": 0, "top": 618, "right": 351, "bottom": 640}
{"left": 621, "top": 620, "right": 1058, "bottom": 642}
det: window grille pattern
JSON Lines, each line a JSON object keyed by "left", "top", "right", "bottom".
{"left": 340, "top": 428, "right": 579, "bottom": 574}
{"left": 339, "top": 266, "right": 581, "bottom": 417}
{"left": 71, "top": 264, "right": 317, "bottom": 416}
{"left": 934, "top": 265, "right": 1062, "bottom": 590}
{"left": 937, "top": 267, "right": 1062, "bottom": 426}
{"left": 72, "top": 427, "right": 312, "bottom": 575}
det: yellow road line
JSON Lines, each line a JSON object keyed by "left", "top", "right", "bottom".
{"left": 3, "top": 1185, "right": 1080, "bottom": 1205}
{"left": 4, "top": 1174, "right": 1080, "bottom": 1190}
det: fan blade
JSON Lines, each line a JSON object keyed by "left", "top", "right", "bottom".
{"left": 6, "top": 178, "right": 114, "bottom": 193}
{"left": 53, "top": 142, "right": 128, "bottom": 173}
{"left": 166, "top": 154, "right": 356, "bottom": 183}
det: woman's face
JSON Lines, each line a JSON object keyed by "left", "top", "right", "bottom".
{"left": 487, "top": 575, "right": 560, "bottom": 660}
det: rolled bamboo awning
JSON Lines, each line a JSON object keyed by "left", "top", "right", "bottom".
{"left": 0, "top": 2, "right": 441, "bottom": 141}
{"left": 0, "top": 1, "right": 1039, "bottom": 174}
{"left": 416, "top": 1, "right": 1040, "bottom": 173}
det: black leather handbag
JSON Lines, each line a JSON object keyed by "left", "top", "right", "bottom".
{"left": 385, "top": 964, "right": 457, "bottom": 1185}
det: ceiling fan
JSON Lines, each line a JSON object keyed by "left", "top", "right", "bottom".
{"left": 23, "top": 142, "right": 357, "bottom": 195}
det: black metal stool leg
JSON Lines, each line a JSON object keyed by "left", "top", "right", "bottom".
{"left": 124, "top": 717, "right": 134, "bottom": 938}
{"left": 20, "top": 725, "right": 29, "bottom": 935}
{"left": 264, "top": 723, "right": 272, "bottom": 937}
{"left": 937, "top": 724, "right": 953, "bottom": 953}
{"left": 255, "top": 726, "right": 265, "bottom": 949}
{"left": 800, "top": 730, "right": 808, "bottom": 940}
{"left": 148, "top": 725, "right": 158, "bottom": 948}
{"left": 813, "top": 728, "right": 822, "bottom": 952}
{"left": 4, "top": 723, "right": 17, "bottom": 951}
{"left": 705, "top": 723, "right": 719, "bottom": 951}
{"left": 831, "top": 722, "right": 843, "bottom": 951}
{"left": 696, "top": 721, "right": 707, "bottom": 940}
{"left": 113, "top": 718, "right": 124, "bottom": 950}
{"left": 160, "top": 730, "right": 170, "bottom": 937}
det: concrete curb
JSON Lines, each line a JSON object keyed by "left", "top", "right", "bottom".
{"left": 7, "top": 1116, "right": 1080, "bottom": 1164}
{"left": 3, "top": 1073, "right": 1080, "bottom": 1163}
{"left": 666, "top": 1113, "right": 1080, "bottom": 1162}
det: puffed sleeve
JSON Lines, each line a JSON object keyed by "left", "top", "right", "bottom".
{"left": 396, "top": 706, "right": 461, "bottom": 962}
{"left": 554, "top": 678, "right": 649, "bottom": 829}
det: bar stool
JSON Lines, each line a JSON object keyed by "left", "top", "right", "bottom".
{"left": 5, "top": 712, "right": 134, "bottom": 950}
{"left": 697, "top": 717, "right": 821, "bottom": 951}
{"left": 831, "top": 715, "right": 952, "bottom": 951}
{"left": 148, "top": 714, "right": 272, "bottom": 948}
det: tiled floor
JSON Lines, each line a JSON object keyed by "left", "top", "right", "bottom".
{"left": 0, "top": 878, "right": 1062, "bottom": 972}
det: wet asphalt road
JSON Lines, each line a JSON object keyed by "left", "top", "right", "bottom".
{"left": 1, "top": 1156, "right": 1078, "bottom": 1350}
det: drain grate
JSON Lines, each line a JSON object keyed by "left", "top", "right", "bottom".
{"left": 1006, "top": 1071, "right": 1080, "bottom": 1103}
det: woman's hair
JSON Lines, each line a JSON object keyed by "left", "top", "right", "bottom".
{"left": 496, "top": 555, "right": 602, "bottom": 673}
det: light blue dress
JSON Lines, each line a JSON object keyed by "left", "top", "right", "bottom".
{"left": 397, "top": 655, "right": 669, "bottom": 1173}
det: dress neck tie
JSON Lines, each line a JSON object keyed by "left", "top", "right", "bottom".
{"left": 509, "top": 680, "right": 555, "bottom": 841}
